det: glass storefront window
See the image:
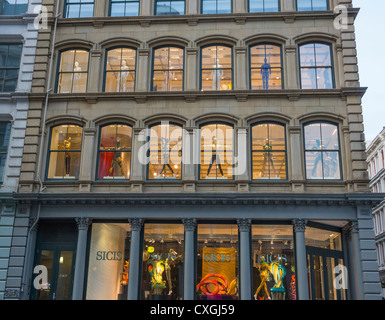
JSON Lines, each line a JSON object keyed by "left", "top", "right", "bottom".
{"left": 250, "top": 44, "right": 282, "bottom": 90}
{"left": 200, "top": 123, "right": 234, "bottom": 180}
{"left": 64, "top": 0, "right": 94, "bottom": 18}
{"left": 197, "top": 224, "right": 239, "bottom": 300}
{"left": 105, "top": 48, "right": 136, "bottom": 92}
{"left": 86, "top": 223, "right": 131, "bottom": 300}
{"left": 305, "top": 226, "right": 342, "bottom": 251}
{"left": 201, "top": 0, "right": 232, "bottom": 14}
{"left": 141, "top": 224, "right": 184, "bottom": 300}
{"left": 148, "top": 122, "right": 183, "bottom": 180}
{"left": 251, "top": 122, "right": 287, "bottom": 180}
{"left": 98, "top": 124, "right": 132, "bottom": 180}
{"left": 155, "top": 0, "right": 185, "bottom": 15}
{"left": 47, "top": 125, "right": 83, "bottom": 180}
{"left": 297, "top": 0, "right": 328, "bottom": 11}
{"left": 252, "top": 225, "right": 296, "bottom": 300}
{"left": 109, "top": 0, "right": 140, "bottom": 16}
{"left": 201, "top": 45, "right": 232, "bottom": 91}
{"left": 249, "top": 0, "right": 279, "bottom": 13}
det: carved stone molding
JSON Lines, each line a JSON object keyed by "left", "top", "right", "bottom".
{"left": 183, "top": 218, "right": 197, "bottom": 232}
{"left": 75, "top": 217, "right": 92, "bottom": 231}
{"left": 237, "top": 218, "right": 251, "bottom": 232}
{"left": 292, "top": 219, "right": 307, "bottom": 232}
{"left": 129, "top": 218, "right": 144, "bottom": 231}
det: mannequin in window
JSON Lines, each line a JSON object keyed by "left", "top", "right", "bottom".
{"left": 159, "top": 137, "right": 175, "bottom": 177}
{"left": 260, "top": 58, "right": 272, "bottom": 90}
{"left": 260, "top": 138, "right": 276, "bottom": 177}
{"left": 311, "top": 139, "right": 322, "bottom": 177}
{"left": 308, "top": 59, "right": 316, "bottom": 89}
{"left": 118, "top": 60, "right": 130, "bottom": 92}
{"left": 206, "top": 136, "right": 224, "bottom": 177}
{"left": 73, "top": 61, "right": 82, "bottom": 90}
{"left": 211, "top": 58, "right": 223, "bottom": 90}
{"left": 64, "top": 137, "right": 71, "bottom": 176}
{"left": 163, "top": 66, "right": 175, "bottom": 91}
{"left": 108, "top": 140, "right": 123, "bottom": 177}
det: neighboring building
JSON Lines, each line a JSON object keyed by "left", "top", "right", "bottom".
{"left": 12, "top": 0, "right": 384, "bottom": 301}
{"left": 0, "top": 0, "right": 41, "bottom": 299}
{"left": 366, "top": 127, "right": 385, "bottom": 298}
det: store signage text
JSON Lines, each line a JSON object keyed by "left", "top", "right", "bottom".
{"left": 204, "top": 253, "right": 231, "bottom": 263}
{"left": 255, "top": 253, "right": 287, "bottom": 264}
{"left": 96, "top": 251, "right": 123, "bottom": 261}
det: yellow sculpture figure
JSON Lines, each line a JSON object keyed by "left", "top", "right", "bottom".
{"left": 254, "top": 261, "right": 271, "bottom": 300}
{"left": 270, "top": 262, "right": 286, "bottom": 292}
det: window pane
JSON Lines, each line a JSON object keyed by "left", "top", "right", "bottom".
{"left": 65, "top": 1, "right": 94, "bottom": 18}
{"left": 305, "top": 151, "right": 323, "bottom": 179}
{"left": 304, "top": 123, "right": 322, "bottom": 150}
{"left": 316, "top": 68, "right": 333, "bottom": 89}
{"left": 300, "top": 68, "right": 317, "bottom": 89}
{"left": 249, "top": 0, "right": 279, "bottom": 12}
{"left": 110, "top": 3, "right": 125, "bottom": 16}
{"left": 314, "top": 43, "right": 331, "bottom": 67}
{"left": 202, "top": 0, "right": 217, "bottom": 14}
{"left": 322, "top": 151, "right": 340, "bottom": 179}
{"left": 313, "top": 0, "right": 328, "bottom": 10}
{"left": 305, "top": 227, "right": 342, "bottom": 251}
{"left": 297, "top": 0, "right": 311, "bottom": 11}
{"left": 320, "top": 123, "right": 339, "bottom": 150}
{"left": 217, "top": 0, "right": 231, "bottom": 13}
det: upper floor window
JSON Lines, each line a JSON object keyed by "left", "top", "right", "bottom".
{"left": 152, "top": 46, "right": 184, "bottom": 92}
{"left": 98, "top": 124, "right": 132, "bottom": 180}
{"left": 297, "top": 0, "right": 328, "bottom": 11}
{"left": 201, "top": 45, "right": 232, "bottom": 91}
{"left": 299, "top": 42, "right": 334, "bottom": 89}
{"left": 0, "top": 0, "right": 28, "bottom": 15}
{"left": 64, "top": 0, "right": 94, "bottom": 18}
{"left": 201, "top": 0, "right": 232, "bottom": 14}
{"left": 250, "top": 43, "right": 283, "bottom": 90}
{"left": 200, "top": 123, "right": 234, "bottom": 180}
{"left": 304, "top": 122, "right": 341, "bottom": 180}
{"left": 0, "top": 43, "right": 22, "bottom": 93}
{"left": 109, "top": 0, "right": 140, "bottom": 16}
{"left": 155, "top": 0, "right": 185, "bottom": 15}
{"left": 47, "top": 125, "right": 83, "bottom": 180}
{"left": 104, "top": 47, "right": 136, "bottom": 92}
{"left": 148, "top": 122, "right": 183, "bottom": 180}
{"left": 56, "top": 49, "right": 89, "bottom": 93}
{"left": 0, "top": 122, "right": 11, "bottom": 183}
{"left": 249, "top": 0, "right": 279, "bottom": 12}
{"left": 251, "top": 122, "right": 287, "bottom": 180}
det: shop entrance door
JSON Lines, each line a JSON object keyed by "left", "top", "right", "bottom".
{"left": 306, "top": 246, "right": 347, "bottom": 300}
{"left": 31, "top": 245, "right": 76, "bottom": 300}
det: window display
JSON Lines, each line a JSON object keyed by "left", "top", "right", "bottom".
{"left": 105, "top": 48, "right": 136, "bottom": 92}
{"left": 0, "top": 43, "right": 22, "bottom": 92}
{"left": 47, "top": 125, "right": 82, "bottom": 179}
{"left": 98, "top": 124, "right": 132, "bottom": 180}
{"left": 202, "top": 0, "right": 232, "bottom": 14}
{"left": 197, "top": 224, "right": 239, "bottom": 300}
{"left": 305, "top": 226, "right": 342, "bottom": 251}
{"left": 251, "top": 123, "right": 287, "bottom": 180}
{"left": 249, "top": 0, "right": 279, "bottom": 12}
{"left": 155, "top": 0, "right": 185, "bottom": 15}
{"left": 64, "top": 0, "right": 94, "bottom": 18}
{"left": 109, "top": 0, "right": 140, "bottom": 16}
{"left": 141, "top": 224, "right": 184, "bottom": 300}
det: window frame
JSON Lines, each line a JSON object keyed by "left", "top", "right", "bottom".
{"left": 296, "top": 0, "right": 329, "bottom": 11}
{"left": 248, "top": 0, "right": 281, "bottom": 12}
{"left": 0, "top": 121, "right": 11, "bottom": 184}
{"left": 154, "top": 0, "right": 186, "bottom": 15}
{"left": 108, "top": 0, "right": 140, "bottom": 17}
{"left": 0, "top": 43, "right": 22, "bottom": 93}
{"left": 201, "top": 0, "right": 233, "bottom": 14}
{"left": 63, "top": 0, "right": 95, "bottom": 18}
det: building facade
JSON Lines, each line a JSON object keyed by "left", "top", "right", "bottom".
{"left": 366, "top": 127, "right": 385, "bottom": 298}
{"left": 11, "top": 0, "right": 384, "bottom": 300}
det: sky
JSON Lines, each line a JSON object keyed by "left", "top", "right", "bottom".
{"left": 352, "top": 0, "right": 385, "bottom": 142}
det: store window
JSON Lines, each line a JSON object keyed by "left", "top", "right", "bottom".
{"left": 86, "top": 223, "right": 131, "bottom": 300}
{"left": 0, "top": 0, "right": 28, "bottom": 15}
{"left": 56, "top": 49, "right": 89, "bottom": 93}
{"left": 250, "top": 44, "right": 283, "bottom": 90}
{"left": 297, "top": 0, "right": 328, "bottom": 11}
{"left": 98, "top": 124, "right": 132, "bottom": 180}
{"left": 63, "top": 0, "right": 94, "bottom": 18}
{"left": 304, "top": 122, "right": 341, "bottom": 180}
{"left": 109, "top": 0, "right": 140, "bottom": 16}
{"left": 148, "top": 122, "right": 183, "bottom": 180}
{"left": 249, "top": 0, "right": 279, "bottom": 12}
{"left": 197, "top": 224, "right": 239, "bottom": 300}
{"left": 200, "top": 123, "right": 234, "bottom": 180}
{"left": 201, "top": 45, "right": 232, "bottom": 91}
{"left": 0, "top": 43, "right": 22, "bottom": 92}
{"left": 141, "top": 223, "right": 184, "bottom": 300}
{"left": 155, "top": 0, "right": 185, "bottom": 15}
{"left": 201, "top": 0, "right": 232, "bottom": 14}
{"left": 305, "top": 226, "right": 342, "bottom": 251}
{"left": 252, "top": 224, "right": 296, "bottom": 300}
{"left": 152, "top": 46, "right": 184, "bottom": 92}
{"left": 299, "top": 42, "right": 334, "bottom": 89}
{"left": 104, "top": 47, "right": 136, "bottom": 92}
{"left": 47, "top": 124, "right": 83, "bottom": 180}
{"left": 0, "top": 122, "right": 11, "bottom": 183}
{"left": 251, "top": 122, "right": 287, "bottom": 180}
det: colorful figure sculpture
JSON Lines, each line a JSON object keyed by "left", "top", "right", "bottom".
{"left": 260, "top": 58, "right": 271, "bottom": 90}
{"left": 270, "top": 262, "right": 287, "bottom": 293}
{"left": 254, "top": 261, "right": 271, "bottom": 300}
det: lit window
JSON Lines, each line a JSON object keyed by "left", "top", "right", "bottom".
{"left": 64, "top": 0, "right": 94, "bottom": 18}
{"left": 152, "top": 47, "right": 184, "bottom": 92}
{"left": 47, "top": 125, "right": 83, "bottom": 180}
{"left": 249, "top": 0, "right": 279, "bottom": 12}
{"left": 297, "top": 0, "right": 328, "bottom": 11}
{"left": 0, "top": 0, "right": 28, "bottom": 15}
{"left": 0, "top": 122, "right": 11, "bottom": 183}
{"left": 56, "top": 49, "right": 89, "bottom": 93}
{"left": 299, "top": 42, "right": 334, "bottom": 89}
{"left": 250, "top": 44, "right": 283, "bottom": 90}
{"left": 155, "top": 0, "right": 185, "bottom": 15}
{"left": 98, "top": 124, "right": 132, "bottom": 180}
{"left": 251, "top": 123, "right": 287, "bottom": 180}
{"left": 201, "top": 45, "right": 232, "bottom": 91}
{"left": 304, "top": 122, "right": 341, "bottom": 180}
{"left": 201, "top": 0, "right": 232, "bottom": 14}
{"left": 104, "top": 48, "right": 136, "bottom": 92}
{"left": 109, "top": 0, "right": 140, "bottom": 16}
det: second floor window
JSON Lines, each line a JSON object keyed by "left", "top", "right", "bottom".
{"left": 109, "top": 0, "right": 140, "bottom": 16}
{"left": 0, "top": 0, "right": 28, "bottom": 15}
{"left": 0, "top": 122, "right": 11, "bottom": 183}
{"left": 249, "top": 0, "right": 279, "bottom": 12}
{"left": 64, "top": 0, "right": 94, "bottom": 18}
{"left": 0, "top": 43, "right": 22, "bottom": 92}
{"left": 202, "top": 0, "right": 232, "bottom": 14}
{"left": 297, "top": 0, "right": 328, "bottom": 11}
{"left": 155, "top": 0, "right": 185, "bottom": 15}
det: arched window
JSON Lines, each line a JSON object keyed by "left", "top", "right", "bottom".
{"left": 299, "top": 42, "right": 334, "bottom": 89}
{"left": 250, "top": 44, "right": 283, "bottom": 90}
{"left": 200, "top": 123, "right": 234, "bottom": 180}
{"left": 63, "top": 0, "right": 94, "bottom": 18}
{"left": 47, "top": 125, "right": 83, "bottom": 180}
{"left": 201, "top": 45, "right": 233, "bottom": 91}
{"left": 251, "top": 122, "right": 287, "bottom": 180}
{"left": 201, "top": 0, "right": 232, "bottom": 14}
{"left": 109, "top": 0, "right": 140, "bottom": 16}
{"left": 56, "top": 49, "right": 89, "bottom": 93}
{"left": 104, "top": 47, "right": 136, "bottom": 92}
{"left": 97, "top": 124, "right": 132, "bottom": 180}
{"left": 0, "top": 122, "right": 11, "bottom": 183}
{"left": 152, "top": 46, "right": 184, "bottom": 92}
{"left": 304, "top": 122, "right": 341, "bottom": 180}
{"left": 297, "top": 0, "right": 329, "bottom": 11}
{"left": 155, "top": 0, "right": 185, "bottom": 15}
{"left": 148, "top": 122, "right": 183, "bottom": 180}
{"left": 249, "top": 0, "right": 280, "bottom": 12}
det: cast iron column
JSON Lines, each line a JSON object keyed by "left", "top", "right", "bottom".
{"left": 183, "top": 218, "right": 196, "bottom": 300}
{"left": 127, "top": 218, "right": 143, "bottom": 300}
{"left": 238, "top": 218, "right": 252, "bottom": 300}
{"left": 293, "top": 219, "right": 309, "bottom": 300}
{"left": 350, "top": 221, "right": 364, "bottom": 299}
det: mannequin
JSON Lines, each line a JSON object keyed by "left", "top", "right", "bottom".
{"left": 206, "top": 136, "right": 224, "bottom": 177}
{"left": 260, "top": 138, "right": 276, "bottom": 177}
{"left": 260, "top": 58, "right": 271, "bottom": 90}
{"left": 159, "top": 137, "right": 175, "bottom": 176}
{"left": 118, "top": 60, "right": 130, "bottom": 92}
{"left": 64, "top": 137, "right": 71, "bottom": 176}
{"left": 211, "top": 58, "right": 223, "bottom": 90}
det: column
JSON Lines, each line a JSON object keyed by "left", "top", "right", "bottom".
{"left": 282, "top": 0, "right": 296, "bottom": 11}
{"left": 72, "top": 217, "right": 92, "bottom": 300}
{"left": 140, "top": 0, "right": 152, "bottom": 16}
{"left": 289, "top": 125, "right": 304, "bottom": 191}
{"left": 136, "top": 48, "right": 150, "bottom": 92}
{"left": 127, "top": 218, "right": 143, "bottom": 300}
{"left": 88, "top": 46, "right": 102, "bottom": 93}
{"left": 93, "top": 0, "right": 107, "bottom": 17}
{"left": 186, "top": 48, "right": 198, "bottom": 91}
{"left": 292, "top": 219, "right": 309, "bottom": 300}
{"left": 234, "top": 0, "right": 246, "bottom": 13}
{"left": 186, "top": 0, "right": 198, "bottom": 14}
{"left": 349, "top": 221, "right": 364, "bottom": 299}
{"left": 235, "top": 127, "right": 249, "bottom": 191}
{"left": 342, "top": 225, "right": 355, "bottom": 300}
{"left": 182, "top": 127, "right": 196, "bottom": 191}
{"left": 131, "top": 127, "right": 146, "bottom": 188}
{"left": 183, "top": 218, "right": 196, "bottom": 300}
{"left": 284, "top": 45, "right": 298, "bottom": 90}
{"left": 235, "top": 46, "right": 247, "bottom": 90}
{"left": 78, "top": 127, "right": 96, "bottom": 188}
{"left": 237, "top": 219, "right": 252, "bottom": 300}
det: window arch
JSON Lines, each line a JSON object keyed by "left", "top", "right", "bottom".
{"left": 249, "top": 0, "right": 280, "bottom": 12}
{"left": 109, "top": 0, "right": 140, "bottom": 16}
{"left": 63, "top": 0, "right": 94, "bottom": 18}
{"left": 249, "top": 43, "right": 283, "bottom": 90}
{"left": 251, "top": 122, "right": 287, "bottom": 180}
{"left": 303, "top": 121, "right": 342, "bottom": 180}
